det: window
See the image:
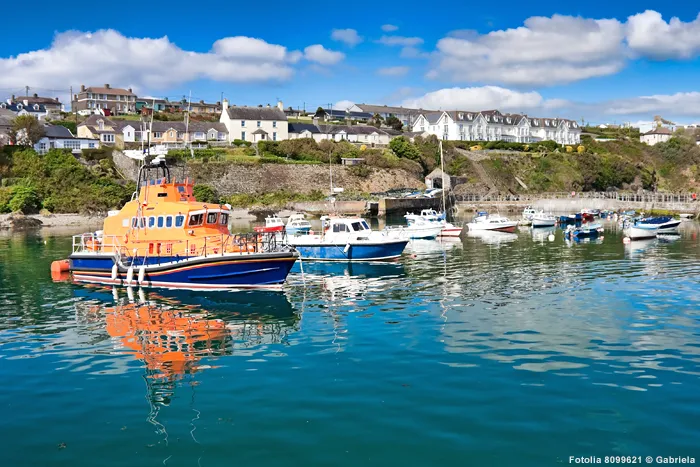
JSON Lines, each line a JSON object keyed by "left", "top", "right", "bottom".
{"left": 169, "top": 131, "right": 174, "bottom": 138}
{"left": 122, "top": 219, "right": 129, "bottom": 227}
{"left": 88, "top": 142, "right": 96, "bottom": 148}
{"left": 97, "top": 119, "right": 104, "bottom": 130}
{"left": 220, "top": 213, "right": 229, "bottom": 225}
{"left": 177, "top": 132, "right": 184, "bottom": 139}
{"left": 102, "top": 134, "right": 114, "bottom": 143}
{"left": 162, "top": 216, "right": 171, "bottom": 228}
{"left": 189, "top": 213, "right": 204, "bottom": 226}
{"left": 148, "top": 216, "right": 156, "bottom": 228}
{"left": 132, "top": 217, "right": 138, "bottom": 228}
{"left": 273, "top": 121, "right": 277, "bottom": 128}
{"left": 175, "top": 215, "right": 185, "bottom": 227}
{"left": 273, "top": 132, "right": 277, "bottom": 141}
{"left": 195, "top": 132, "right": 204, "bottom": 140}
{"left": 241, "top": 131, "right": 246, "bottom": 140}
{"left": 207, "top": 212, "right": 218, "bottom": 224}
{"left": 257, "top": 121, "right": 261, "bottom": 127}
{"left": 154, "top": 132, "right": 162, "bottom": 138}
{"left": 157, "top": 216, "right": 164, "bottom": 228}
{"left": 361, "top": 221, "right": 370, "bottom": 230}
{"left": 39, "top": 143, "right": 47, "bottom": 153}
{"left": 139, "top": 217, "right": 146, "bottom": 229}
{"left": 241, "top": 120, "right": 246, "bottom": 127}
{"left": 64, "top": 140, "right": 81, "bottom": 150}
{"left": 332, "top": 223, "right": 348, "bottom": 233}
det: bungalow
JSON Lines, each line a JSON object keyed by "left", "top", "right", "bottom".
{"left": 189, "top": 100, "right": 221, "bottom": 114}
{"left": 316, "top": 124, "right": 393, "bottom": 145}
{"left": 220, "top": 100, "right": 288, "bottom": 143}
{"left": 137, "top": 121, "right": 228, "bottom": 147}
{"left": 34, "top": 125, "right": 98, "bottom": 155}
{"left": 315, "top": 108, "right": 373, "bottom": 123}
{"left": 640, "top": 127, "right": 672, "bottom": 146}
{"left": 288, "top": 122, "right": 320, "bottom": 139}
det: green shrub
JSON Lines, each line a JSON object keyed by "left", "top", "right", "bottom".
{"left": 192, "top": 184, "right": 219, "bottom": 203}
{"left": 232, "top": 139, "right": 252, "bottom": 147}
{"left": 8, "top": 184, "right": 41, "bottom": 213}
{"left": 0, "top": 187, "right": 13, "bottom": 213}
{"left": 82, "top": 148, "right": 112, "bottom": 161}
{"left": 347, "top": 164, "right": 372, "bottom": 177}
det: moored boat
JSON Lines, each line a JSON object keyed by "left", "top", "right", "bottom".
{"left": 254, "top": 215, "right": 285, "bottom": 233}
{"left": 564, "top": 222, "right": 603, "bottom": 239}
{"left": 466, "top": 212, "right": 518, "bottom": 233}
{"left": 286, "top": 213, "right": 312, "bottom": 236}
{"left": 64, "top": 156, "right": 298, "bottom": 290}
{"left": 287, "top": 217, "right": 408, "bottom": 261}
{"left": 531, "top": 212, "right": 557, "bottom": 227}
{"left": 404, "top": 209, "right": 463, "bottom": 237}
{"left": 624, "top": 216, "right": 680, "bottom": 239}
{"left": 386, "top": 217, "right": 443, "bottom": 240}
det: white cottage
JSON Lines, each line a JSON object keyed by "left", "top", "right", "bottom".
{"left": 220, "top": 100, "right": 288, "bottom": 143}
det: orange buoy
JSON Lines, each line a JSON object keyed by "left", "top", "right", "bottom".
{"left": 51, "top": 260, "right": 70, "bottom": 282}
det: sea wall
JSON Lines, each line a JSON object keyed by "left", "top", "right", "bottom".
{"left": 111, "top": 151, "right": 424, "bottom": 195}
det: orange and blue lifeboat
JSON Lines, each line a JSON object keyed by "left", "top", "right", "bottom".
{"left": 67, "top": 157, "right": 297, "bottom": 290}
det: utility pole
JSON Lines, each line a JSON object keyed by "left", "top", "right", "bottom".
{"left": 25, "top": 85, "right": 29, "bottom": 97}
{"left": 303, "top": 102, "right": 306, "bottom": 114}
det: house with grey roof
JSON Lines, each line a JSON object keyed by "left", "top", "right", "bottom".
{"left": 640, "top": 127, "right": 672, "bottom": 146}
{"left": 0, "top": 108, "right": 16, "bottom": 144}
{"left": 315, "top": 108, "right": 373, "bottom": 123}
{"left": 220, "top": 100, "right": 288, "bottom": 143}
{"left": 288, "top": 122, "right": 320, "bottom": 139}
{"left": 72, "top": 84, "right": 137, "bottom": 116}
{"left": 34, "top": 124, "right": 99, "bottom": 155}
{"left": 353, "top": 104, "right": 430, "bottom": 128}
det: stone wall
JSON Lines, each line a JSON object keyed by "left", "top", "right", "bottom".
{"left": 185, "top": 162, "right": 423, "bottom": 195}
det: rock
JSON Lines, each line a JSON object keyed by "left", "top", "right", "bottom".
{"left": 1, "top": 213, "right": 43, "bottom": 230}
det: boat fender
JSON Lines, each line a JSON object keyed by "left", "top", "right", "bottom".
{"left": 548, "top": 234, "right": 555, "bottom": 242}
{"left": 343, "top": 243, "right": 351, "bottom": 254}
{"left": 111, "top": 264, "right": 118, "bottom": 280}
{"left": 138, "top": 266, "right": 146, "bottom": 285}
{"left": 50, "top": 259, "right": 70, "bottom": 273}
{"left": 126, "top": 266, "right": 134, "bottom": 285}
{"left": 623, "top": 237, "right": 631, "bottom": 244}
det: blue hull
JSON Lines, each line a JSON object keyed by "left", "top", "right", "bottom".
{"left": 566, "top": 230, "right": 600, "bottom": 239}
{"left": 69, "top": 253, "right": 297, "bottom": 289}
{"left": 294, "top": 241, "right": 408, "bottom": 261}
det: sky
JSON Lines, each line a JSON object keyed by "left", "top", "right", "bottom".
{"left": 2, "top": 1, "right": 700, "bottom": 125}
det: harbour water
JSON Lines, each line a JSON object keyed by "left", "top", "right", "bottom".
{"left": 1, "top": 219, "right": 700, "bottom": 466}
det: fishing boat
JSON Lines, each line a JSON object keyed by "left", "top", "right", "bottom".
{"left": 466, "top": 212, "right": 518, "bottom": 233}
{"left": 286, "top": 213, "right": 312, "bottom": 236}
{"left": 287, "top": 217, "right": 408, "bottom": 261}
{"left": 531, "top": 212, "right": 557, "bottom": 227}
{"left": 564, "top": 222, "right": 603, "bottom": 239}
{"left": 59, "top": 156, "right": 298, "bottom": 290}
{"left": 404, "top": 209, "right": 463, "bottom": 237}
{"left": 254, "top": 215, "right": 285, "bottom": 233}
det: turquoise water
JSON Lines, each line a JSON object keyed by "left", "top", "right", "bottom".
{"left": 1, "top": 221, "right": 700, "bottom": 466}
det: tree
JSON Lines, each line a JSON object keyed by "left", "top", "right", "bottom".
{"left": 10, "top": 115, "right": 45, "bottom": 146}
{"left": 370, "top": 113, "right": 383, "bottom": 128}
{"left": 385, "top": 116, "right": 403, "bottom": 131}
{"left": 389, "top": 136, "right": 421, "bottom": 161}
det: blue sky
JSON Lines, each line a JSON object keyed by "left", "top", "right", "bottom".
{"left": 2, "top": 1, "right": 700, "bottom": 124}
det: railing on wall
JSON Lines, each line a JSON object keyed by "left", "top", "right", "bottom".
{"left": 453, "top": 192, "right": 699, "bottom": 204}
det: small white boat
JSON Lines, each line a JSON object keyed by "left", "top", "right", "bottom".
{"left": 467, "top": 212, "right": 518, "bottom": 233}
{"left": 656, "top": 218, "right": 681, "bottom": 234}
{"left": 531, "top": 212, "right": 557, "bottom": 227}
{"left": 386, "top": 217, "right": 443, "bottom": 240}
{"left": 404, "top": 209, "right": 463, "bottom": 237}
{"left": 286, "top": 213, "right": 311, "bottom": 236}
{"left": 254, "top": 214, "right": 285, "bottom": 233}
{"left": 522, "top": 206, "right": 537, "bottom": 220}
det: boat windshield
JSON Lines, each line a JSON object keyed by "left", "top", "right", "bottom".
{"left": 361, "top": 221, "right": 370, "bottom": 230}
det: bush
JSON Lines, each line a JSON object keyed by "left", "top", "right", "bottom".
{"left": 192, "top": 184, "right": 219, "bottom": 203}
{"left": 232, "top": 139, "right": 252, "bottom": 147}
{"left": 347, "top": 164, "right": 372, "bottom": 177}
{"left": 0, "top": 187, "right": 13, "bottom": 213}
{"left": 8, "top": 184, "right": 41, "bottom": 213}
{"left": 82, "top": 148, "right": 112, "bottom": 161}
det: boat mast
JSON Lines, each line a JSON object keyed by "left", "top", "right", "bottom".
{"left": 439, "top": 141, "right": 447, "bottom": 215}
{"left": 185, "top": 90, "right": 193, "bottom": 157}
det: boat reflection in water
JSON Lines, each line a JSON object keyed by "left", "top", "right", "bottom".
{"left": 405, "top": 238, "right": 462, "bottom": 256}
{"left": 530, "top": 226, "right": 556, "bottom": 243}
{"left": 297, "top": 261, "right": 406, "bottom": 300}
{"left": 466, "top": 230, "right": 518, "bottom": 246}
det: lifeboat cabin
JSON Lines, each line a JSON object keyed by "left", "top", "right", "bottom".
{"left": 68, "top": 156, "right": 298, "bottom": 289}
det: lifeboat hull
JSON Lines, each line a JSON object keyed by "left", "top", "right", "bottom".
{"left": 68, "top": 252, "right": 298, "bottom": 290}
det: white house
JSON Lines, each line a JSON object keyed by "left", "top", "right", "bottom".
{"left": 412, "top": 109, "right": 581, "bottom": 145}
{"left": 34, "top": 125, "right": 99, "bottom": 154}
{"left": 288, "top": 122, "right": 321, "bottom": 140}
{"left": 640, "top": 127, "right": 672, "bottom": 145}
{"left": 220, "top": 100, "right": 288, "bottom": 143}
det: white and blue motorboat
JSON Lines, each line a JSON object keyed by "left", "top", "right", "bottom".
{"left": 564, "top": 222, "right": 603, "bottom": 240}
{"left": 286, "top": 217, "right": 408, "bottom": 261}
{"left": 285, "top": 213, "right": 312, "bottom": 236}
{"left": 624, "top": 216, "right": 680, "bottom": 240}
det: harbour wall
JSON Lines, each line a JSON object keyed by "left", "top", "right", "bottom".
{"left": 456, "top": 198, "right": 700, "bottom": 214}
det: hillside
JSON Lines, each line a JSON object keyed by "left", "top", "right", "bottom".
{"left": 441, "top": 127, "right": 700, "bottom": 194}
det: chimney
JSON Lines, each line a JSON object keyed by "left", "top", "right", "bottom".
{"left": 80, "top": 85, "right": 85, "bottom": 92}
{"left": 11, "top": 94, "right": 15, "bottom": 101}
{"left": 266, "top": 103, "right": 271, "bottom": 108}
{"left": 277, "top": 101, "right": 284, "bottom": 112}
{"left": 104, "top": 84, "right": 110, "bottom": 89}
{"left": 33, "top": 93, "right": 38, "bottom": 98}
{"left": 200, "top": 100, "right": 204, "bottom": 104}
{"left": 222, "top": 99, "right": 229, "bottom": 110}
{"left": 127, "top": 88, "right": 132, "bottom": 93}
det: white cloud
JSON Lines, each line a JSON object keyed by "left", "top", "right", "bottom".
{"left": 377, "top": 66, "right": 410, "bottom": 77}
{"left": 303, "top": 44, "right": 345, "bottom": 65}
{"left": 334, "top": 100, "right": 355, "bottom": 110}
{"left": 331, "top": 28, "right": 363, "bottom": 47}
{"left": 430, "top": 15, "right": 626, "bottom": 86}
{"left": 377, "top": 35, "right": 424, "bottom": 47}
{"left": 402, "top": 85, "right": 548, "bottom": 111}
{"left": 400, "top": 47, "right": 430, "bottom": 59}
{"left": 0, "top": 29, "right": 344, "bottom": 93}
{"left": 602, "top": 92, "right": 700, "bottom": 116}
{"left": 626, "top": 10, "right": 700, "bottom": 60}
{"left": 381, "top": 24, "right": 399, "bottom": 32}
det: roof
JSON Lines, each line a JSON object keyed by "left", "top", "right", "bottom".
{"left": 356, "top": 104, "right": 429, "bottom": 116}
{"left": 14, "top": 95, "right": 62, "bottom": 105}
{"left": 288, "top": 122, "right": 320, "bottom": 134}
{"left": 0, "top": 102, "right": 46, "bottom": 113}
{"left": 252, "top": 128, "right": 268, "bottom": 135}
{"left": 317, "top": 124, "right": 387, "bottom": 135}
{"left": 43, "top": 125, "right": 73, "bottom": 138}
{"left": 381, "top": 128, "right": 403, "bottom": 136}
{"left": 78, "top": 114, "right": 119, "bottom": 132}
{"left": 82, "top": 86, "right": 135, "bottom": 96}
{"left": 319, "top": 108, "right": 373, "bottom": 120}
{"left": 420, "top": 111, "right": 445, "bottom": 124}
{"left": 644, "top": 127, "right": 673, "bottom": 135}
{"left": 226, "top": 106, "right": 287, "bottom": 121}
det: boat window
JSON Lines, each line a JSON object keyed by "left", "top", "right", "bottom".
{"left": 177, "top": 186, "right": 185, "bottom": 193}
{"left": 361, "top": 221, "right": 370, "bottom": 230}
{"left": 175, "top": 215, "right": 185, "bottom": 227}
{"left": 189, "top": 213, "right": 204, "bottom": 226}
{"left": 207, "top": 212, "right": 218, "bottom": 224}
{"left": 122, "top": 219, "right": 129, "bottom": 228}
{"left": 139, "top": 217, "right": 146, "bottom": 229}
{"left": 166, "top": 216, "right": 173, "bottom": 228}
{"left": 220, "top": 213, "right": 229, "bottom": 225}
{"left": 148, "top": 216, "right": 155, "bottom": 228}
{"left": 351, "top": 222, "right": 363, "bottom": 231}
{"left": 333, "top": 223, "right": 347, "bottom": 233}
{"left": 157, "top": 216, "right": 164, "bottom": 228}
{"left": 131, "top": 217, "right": 138, "bottom": 228}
